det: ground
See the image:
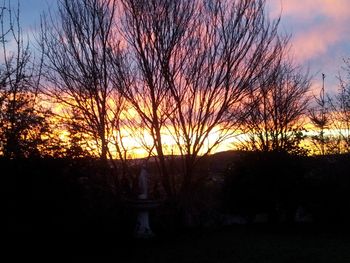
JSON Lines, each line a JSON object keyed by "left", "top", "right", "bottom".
{"left": 8, "top": 225, "right": 350, "bottom": 262}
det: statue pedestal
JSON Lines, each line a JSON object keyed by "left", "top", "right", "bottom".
{"left": 126, "top": 199, "right": 160, "bottom": 239}
{"left": 135, "top": 210, "right": 153, "bottom": 238}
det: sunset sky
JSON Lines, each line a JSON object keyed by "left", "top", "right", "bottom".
{"left": 15, "top": 0, "right": 350, "bottom": 96}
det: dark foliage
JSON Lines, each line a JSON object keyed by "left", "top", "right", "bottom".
{"left": 222, "top": 151, "right": 350, "bottom": 225}
{"left": 301, "top": 154, "right": 350, "bottom": 224}
{"left": 3, "top": 152, "right": 350, "bottom": 238}
{"left": 222, "top": 151, "right": 304, "bottom": 222}
{"left": 2, "top": 157, "right": 131, "bottom": 234}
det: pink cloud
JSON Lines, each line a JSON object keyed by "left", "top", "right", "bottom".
{"left": 269, "top": 0, "right": 350, "bottom": 21}
{"left": 268, "top": 0, "right": 350, "bottom": 63}
{"left": 291, "top": 23, "right": 346, "bottom": 63}
{"left": 266, "top": 0, "right": 350, "bottom": 95}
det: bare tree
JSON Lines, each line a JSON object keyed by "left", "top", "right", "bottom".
{"left": 0, "top": 1, "right": 48, "bottom": 158}
{"left": 242, "top": 56, "right": 311, "bottom": 155}
{"left": 328, "top": 59, "right": 350, "bottom": 153}
{"left": 164, "top": 0, "right": 288, "bottom": 194}
{"left": 40, "top": 0, "right": 123, "bottom": 162}
{"left": 111, "top": 0, "right": 194, "bottom": 196}
{"left": 0, "top": 4, "right": 7, "bottom": 102}
{"left": 309, "top": 73, "right": 333, "bottom": 155}
{"left": 111, "top": 0, "right": 286, "bottom": 197}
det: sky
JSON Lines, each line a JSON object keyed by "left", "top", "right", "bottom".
{"left": 11, "top": 0, "right": 350, "bottom": 96}
{"left": 268, "top": 0, "right": 350, "bottom": 96}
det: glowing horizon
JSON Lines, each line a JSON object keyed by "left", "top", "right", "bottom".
{"left": 43, "top": 94, "right": 348, "bottom": 159}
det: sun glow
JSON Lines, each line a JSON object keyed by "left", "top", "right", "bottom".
{"left": 36, "top": 89, "right": 350, "bottom": 159}
{"left": 44, "top": 97, "right": 245, "bottom": 158}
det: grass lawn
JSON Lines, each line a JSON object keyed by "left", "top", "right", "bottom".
{"left": 43, "top": 225, "right": 350, "bottom": 262}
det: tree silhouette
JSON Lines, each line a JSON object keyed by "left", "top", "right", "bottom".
{"left": 242, "top": 56, "right": 311, "bottom": 155}
{"left": 111, "top": 0, "right": 194, "bottom": 196}
{"left": 39, "top": 0, "right": 124, "bottom": 162}
{"left": 309, "top": 73, "right": 332, "bottom": 155}
{"left": 328, "top": 60, "right": 350, "bottom": 153}
{"left": 0, "top": 2, "right": 49, "bottom": 158}
{"left": 110, "top": 0, "right": 288, "bottom": 197}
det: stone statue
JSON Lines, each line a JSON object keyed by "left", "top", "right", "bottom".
{"left": 138, "top": 164, "right": 148, "bottom": 199}
{"left": 128, "top": 161, "right": 160, "bottom": 239}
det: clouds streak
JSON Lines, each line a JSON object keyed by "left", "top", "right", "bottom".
{"left": 268, "top": 0, "right": 350, "bottom": 93}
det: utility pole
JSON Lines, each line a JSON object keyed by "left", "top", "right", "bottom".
{"left": 320, "top": 73, "right": 326, "bottom": 155}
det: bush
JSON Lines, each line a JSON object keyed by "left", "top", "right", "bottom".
{"left": 2, "top": 157, "right": 127, "bottom": 233}
{"left": 221, "top": 151, "right": 306, "bottom": 222}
